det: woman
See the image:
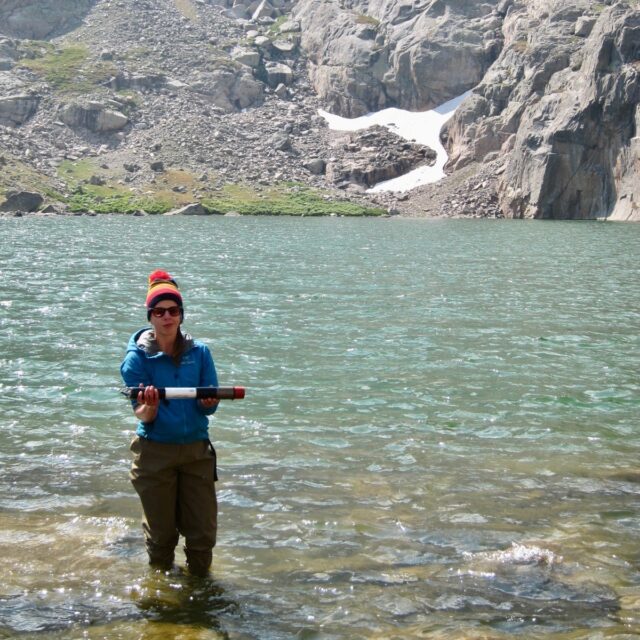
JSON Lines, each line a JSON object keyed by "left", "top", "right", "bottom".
{"left": 121, "top": 269, "right": 219, "bottom": 576}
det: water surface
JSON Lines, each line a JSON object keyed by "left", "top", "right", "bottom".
{"left": 1, "top": 216, "right": 639, "bottom": 639}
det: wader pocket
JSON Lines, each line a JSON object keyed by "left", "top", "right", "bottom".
{"left": 207, "top": 439, "right": 219, "bottom": 482}
{"left": 129, "top": 435, "right": 141, "bottom": 456}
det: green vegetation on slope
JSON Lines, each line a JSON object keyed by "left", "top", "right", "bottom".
{"left": 0, "top": 153, "right": 64, "bottom": 202}
{"left": 18, "top": 42, "right": 116, "bottom": 94}
{"left": 55, "top": 161, "right": 384, "bottom": 216}
{"left": 203, "top": 183, "right": 385, "bottom": 216}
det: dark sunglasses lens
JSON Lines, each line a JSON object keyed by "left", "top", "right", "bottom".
{"left": 152, "top": 306, "right": 181, "bottom": 317}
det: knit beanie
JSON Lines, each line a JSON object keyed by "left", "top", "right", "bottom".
{"left": 146, "top": 269, "right": 183, "bottom": 319}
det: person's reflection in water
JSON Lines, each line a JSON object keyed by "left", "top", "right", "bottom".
{"left": 132, "top": 571, "right": 238, "bottom": 638}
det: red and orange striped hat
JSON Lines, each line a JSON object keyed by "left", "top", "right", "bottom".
{"left": 146, "top": 270, "right": 183, "bottom": 317}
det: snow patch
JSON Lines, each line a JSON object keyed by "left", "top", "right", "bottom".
{"left": 319, "top": 91, "right": 471, "bottom": 193}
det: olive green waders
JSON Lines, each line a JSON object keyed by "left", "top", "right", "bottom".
{"left": 130, "top": 436, "right": 218, "bottom": 576}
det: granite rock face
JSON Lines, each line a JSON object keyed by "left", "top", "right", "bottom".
{"left": 446, "top": 1, "right": 640, "bottom": 220}
{"left": 293, "top": 0, "right": 501, "bottom": 116}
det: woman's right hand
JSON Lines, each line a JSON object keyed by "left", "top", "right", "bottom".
{"left": 134, "top": 384, "right": 160, "bottom": 422}
{"left": 136, "top": 383, "right": 159, "bottom": 406}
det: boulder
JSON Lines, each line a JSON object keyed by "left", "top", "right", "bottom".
{"left": 60, "top": 102, "right": 128, "bottom": 132}
{"left": 268, "top": 132, "right": 292, "bottom": 151}
{"left": 0, "top": 37, "right": 17, "bottom": 70}
{"left": 0, "top": 190, "right": 43, "bottom": 212}
{"left": 264, "top": 62, "right": 294, "bottom": 88}
{"left": 575, "top": 16, "right": 596, "bottom": 37}
{"left": 253, "top": 35, "right": 271, "bottom": 49}
{"left": 109, "top": 72, "right": 167, "bottom": 91}
{"left": 165, "top": 203, "right": 207, "bottom": 216}
{"left": 274, "top": 82, "right": 289, "bottom": 98}
{"left": 250, "top": 0, "right": 277, "bottom": 20}
{"left": 189, "top": 69, "right": 264, "bottom": 112}
{"left": 325, "top": 125, "right": 436, "bottom": 188}
{"left": 271, "top": 40, "right": 297, "bottom": 55}
{"left": 278, "top": 19, "right": 301, "bottom": 34}
{"left": 230, "top": 4, "right": 248, "bottom": 19}
{"left": 303, "top": 158, "right": 326, "bottom": 175}
{"left": 231, "top": 47, "right": 261, "bottom": 68}
{"left": 0, "top": 94, "right": 39, "bottom": 125}
{"left": 41, "top": 203, "right": 68, "bottom": 214}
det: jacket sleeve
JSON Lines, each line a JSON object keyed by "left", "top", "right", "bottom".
{"left": 120, "top": 351, "right": 150, "bottom": 404}
{"left": 198, "top": 345, "right": 219, "bottom": 416}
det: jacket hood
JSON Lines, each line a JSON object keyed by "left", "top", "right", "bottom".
{"left": 126, "top": 328, "right": 195, "bottom": 357}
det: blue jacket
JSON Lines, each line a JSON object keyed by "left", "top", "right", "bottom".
{"left": 120, "top": 328, "right": 218, "bottom": 443}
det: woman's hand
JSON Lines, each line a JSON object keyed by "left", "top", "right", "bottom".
{"left": 199, "top": 397, "right": 220, "bottom": 410}
{"left": 134, "top": 384, "right": 160, "bottom": 423}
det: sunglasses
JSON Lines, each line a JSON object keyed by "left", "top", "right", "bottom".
{"left": 150, "top": 306, "right": 182, "bottom": 318}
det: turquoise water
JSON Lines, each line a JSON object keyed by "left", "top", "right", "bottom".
{"left": 1, "top": 216, "right": 639, "bottom": 639}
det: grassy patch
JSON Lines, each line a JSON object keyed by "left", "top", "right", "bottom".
{"left": 67, "top": 191, "right": 174, "bottom": 214}
{"left": 0, "top": 152, "right": 64, "bottom": 204}
{"left": 58, "top": 159, "right": 97, "bottom": 182}
{"left": 120, "top": 46, "right": 153, "bottom": 62}
{"left": 17, "top": 40, "right": 55, "bottom": 59}
{"left": 512, "top": 38, "right": 529, "bottom": 53}
{"left": 62, "top": 174, "right": 385, "bottom": 216}
{"left": 158, "top": 169, "right": 199, "bottom": 190}
{"left": 202, "top": 183, "right": 385, "bottom": 216}
{"left": 268, "top": 15, "right": 289, "bottom": 36}
{"left": 355, "top": 13, "right": 380, "bottom": 27}
{"left": 57, "top": 159, "right": 171, "bottom": 213}
{"left": 19, "top": 43, "right": 117, "bottom": 94}
{"left": 58, "top": 161, "right": 200, "bottom": 213}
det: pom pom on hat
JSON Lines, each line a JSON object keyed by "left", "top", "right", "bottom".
{"left": 146, "top": 269, "right": 183, "bottom": 316}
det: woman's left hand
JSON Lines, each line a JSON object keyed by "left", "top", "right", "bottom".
{"left": 199, "top": 398, "right": 220, "bottom": 409}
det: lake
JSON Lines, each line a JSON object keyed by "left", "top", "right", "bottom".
{"left": 1, "top": 215, "right": 639, "bottom": 639}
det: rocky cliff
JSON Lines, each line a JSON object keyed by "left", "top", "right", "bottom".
{"left": 0, "top": 0, "right": 637, "bottom": 220}
{"left": 293, "top": 0, "right": 501, "bottom": 116}
{"left": 445, "top": 0, "right": 640, "bottom": 220}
